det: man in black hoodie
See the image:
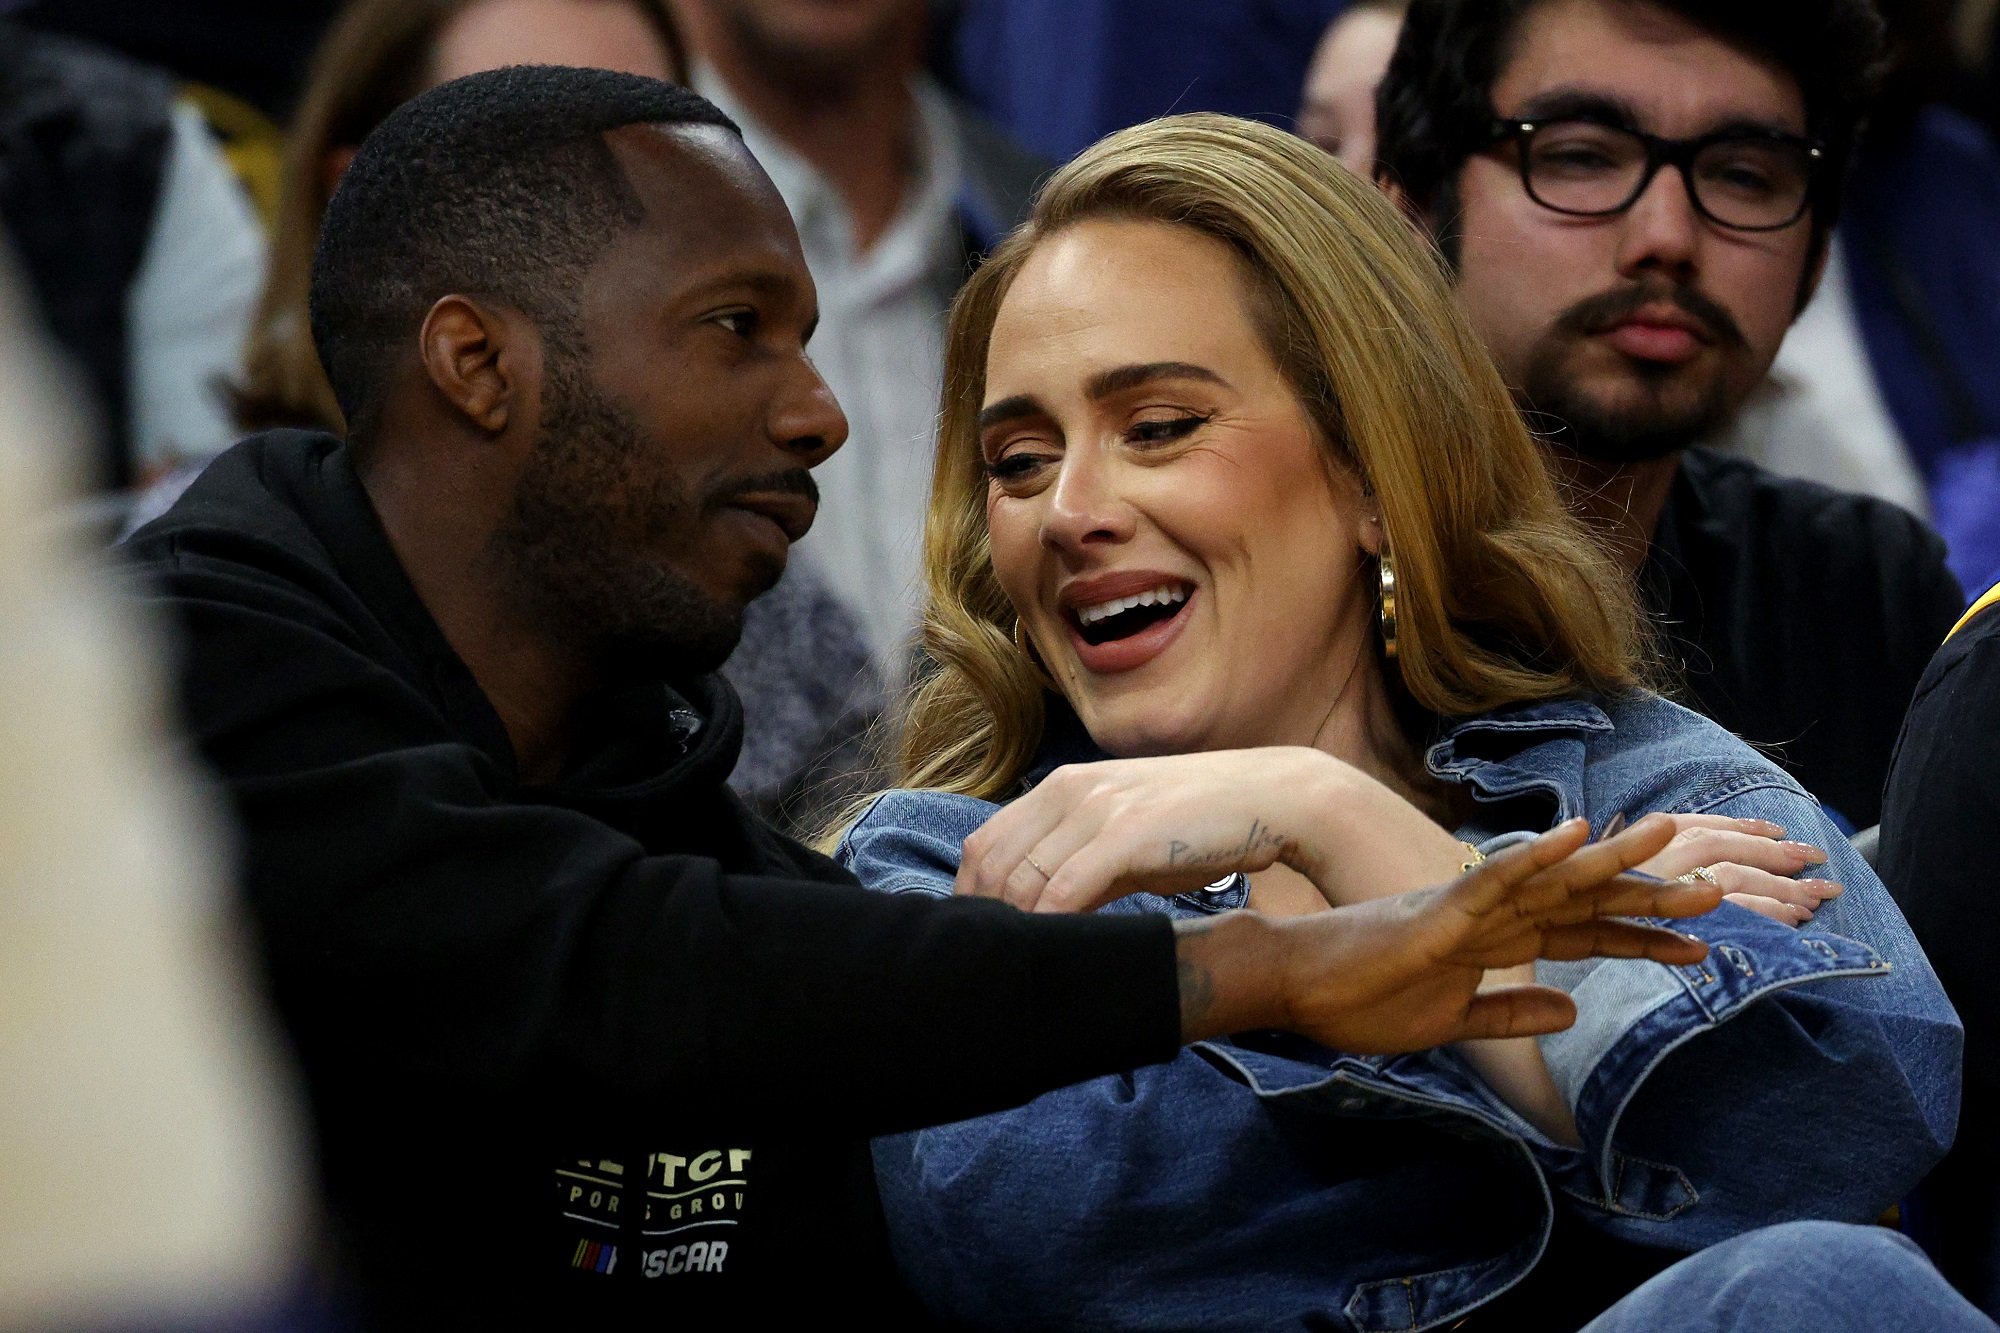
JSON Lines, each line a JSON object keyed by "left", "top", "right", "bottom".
{"left": 124, "top": 67, "right": 1713, "bottom": 1327}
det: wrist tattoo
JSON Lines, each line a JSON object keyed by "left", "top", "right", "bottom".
{"left": 1177, "top": 955, "right": 1216, "bottom": 1028}
{"left": 1167, "top": 818, "right": 1287, "bottom": 872}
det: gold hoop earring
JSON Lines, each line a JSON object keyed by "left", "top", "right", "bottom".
{"left": 1012, "top": 618, "right": 1059, "bottom": 691}
{"left": 1377, "top": 548, "right": 1399, "bottom": 661}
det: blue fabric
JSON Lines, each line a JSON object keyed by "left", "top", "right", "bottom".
{"left": 1579, "top": 1221, "right": 1991, "bottom": 1332}
{"left": 951, "top": 0, "right": 1348, "bottom": 165}
{"left": 1843, "top": 106, "right": 2000, "bottom": 594}
{"left": 837, "top": 693, "right": 1963, "bottom": 1330}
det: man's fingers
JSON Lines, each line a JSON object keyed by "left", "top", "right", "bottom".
{"left": 1567, "top": 874, "right": 1726, "bottom": 922}
{"left": 1446, "top": 817, "right": 1592, "bottom": 915}
{"left": 1533, "top": 919, "right": 1712, "bottom": 964}
{"left": 1505, "top": 814, "right": 1681, "bottom": 910}
{"left": 1453, "top": 986, "right": 1579, "bottom": 1041}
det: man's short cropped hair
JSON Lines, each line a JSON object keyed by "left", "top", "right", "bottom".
{"left": 308, "top": 65, "right": 737, "bottom": 435}
{"left": 1375, "top": 0, "right": 1885, "bottom": 249}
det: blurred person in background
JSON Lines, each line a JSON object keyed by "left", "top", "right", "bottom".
{"left": 234, "top": 0, "right": 876, "bottom": 833}
{"left": 948, "top": 0, "right": 1345, "bottom": 165}
{"left": 0, "top": 246, "right": 315, "bottom": 1329}
{"left": 1376, "top": 0, "right": 1963, "bottom": 833}
{"left": 673, "top": 0, "right": 1048, "bottom": 664}
{"left": 1297, "top": 0, "right": 1407, "bottom": 173}
{"left": 0, "top": 16, "right": 265, "bottom": 514}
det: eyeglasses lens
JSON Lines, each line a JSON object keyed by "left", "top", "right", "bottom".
{"left": 1523, "top": 122, "right": 1811, "bottom": 230}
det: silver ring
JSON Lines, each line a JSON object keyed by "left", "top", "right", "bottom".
{"left": 1676, "top": 865, "right": 1721, "bottom": 886}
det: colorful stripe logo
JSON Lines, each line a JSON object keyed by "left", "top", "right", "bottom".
{"left": 571, "top": 1239, "right": 618, "bottom": 1275}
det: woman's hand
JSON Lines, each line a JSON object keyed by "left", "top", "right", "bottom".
{"left": 1632, "top": 813, "right": 1842, "bottom": 926}
{"left": 954, "top": 748, "right": 1457, "bottom": 912}
{"left": 1179, "top": 814, "right": 1721, "bottom": 1051}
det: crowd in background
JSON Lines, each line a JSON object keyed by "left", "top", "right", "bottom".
{"left": 11, "top": 0, "right": 2000, "bottom": 1328}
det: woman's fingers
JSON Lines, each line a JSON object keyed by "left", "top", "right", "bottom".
{"left": 1644, "top": 826, "right": 1827, "bottom": 881}
{"left": 953, "top": 769, "right": 1092, "bottom": 904}
{"left": 1706, "top": 863, "right": 1841, "bottom": 915}
{"left": 1725, "top": 892, "right": 1814, "bottom": 927}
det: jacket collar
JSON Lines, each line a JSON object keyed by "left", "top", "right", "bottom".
{"left": 1026, "top": 694, "right": 1613, "bottom": 798}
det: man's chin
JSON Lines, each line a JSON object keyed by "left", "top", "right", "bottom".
{"left": 1524, "top": 370, "right": 1734, "bottom": 466}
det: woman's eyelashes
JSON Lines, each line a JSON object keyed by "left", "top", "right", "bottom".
{"left": 1126, "top": 412, "right": 1211, "bottom": 446}
{"left": 982, "top": 412, "right": 1213, "bottom": 485}
{"left": 982, "top": 447, "right": 1055, "bottom": 483}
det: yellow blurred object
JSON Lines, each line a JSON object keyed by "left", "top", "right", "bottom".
{"left": 179, "top": 81, "right": 285, "bottom": 232}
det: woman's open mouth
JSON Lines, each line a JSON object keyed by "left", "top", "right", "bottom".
{"left": 1061, "top": 580, "right": 1194, "bottom": 674}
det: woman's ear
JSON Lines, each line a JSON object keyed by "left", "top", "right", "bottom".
{"left": 1359, "top": 507, "right": 1386, "bottom": 557}
{"left": 1352, "top": 470, "right": 1386, "bottom": 556}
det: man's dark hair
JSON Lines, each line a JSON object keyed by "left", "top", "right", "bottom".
{"left": 1375, "top": 0, "right": 1886, "bottom": 263}
{"left": 308, "top": 65, "right": 738, "bottom": 435}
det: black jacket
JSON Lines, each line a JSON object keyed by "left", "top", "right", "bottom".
{"left": 125, "top": 431, "right": 1179, "bottom": 1327}
{"left": 1879, "top": 595, "right": 2000, "bottom": 1309}
{"left": 1641, "top": 447, "right": 1963, "bottom": 829}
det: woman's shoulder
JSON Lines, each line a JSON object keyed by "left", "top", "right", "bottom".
{"left": 834, "top": 787, "right": 1003, "bottom": 897}
{"left": 1582, "top": 690, "right": 1814, "bottom": 812}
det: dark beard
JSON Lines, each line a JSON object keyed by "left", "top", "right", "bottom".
{"left": 1521, "top": 280, "right": 1746, "bottom": 465}
{"left": 490, "top": 354, "right": 745, "bottom": 681}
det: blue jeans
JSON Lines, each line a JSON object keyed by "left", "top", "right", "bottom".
{"left": 1582, "top": 1221, "right": 1994, "bottom": 1332}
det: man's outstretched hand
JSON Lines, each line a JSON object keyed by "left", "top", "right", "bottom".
{"left": 1174, "top": 814, "right": 1720, "bottom": 1051}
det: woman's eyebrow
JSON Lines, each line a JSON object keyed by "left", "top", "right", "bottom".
{"left": 978, "top": 363, "right": 1231, "bottom": 431}
{"left": 978, "top": 394, "right": 1042, "bottom": 431}
{"left": 1086, "top": 361, "right": 1230, "bottom": 399}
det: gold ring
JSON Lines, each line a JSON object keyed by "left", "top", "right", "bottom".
{"left": 1024, "top": 854, "right": 1052, "bottom": 879}
{"left": 1676, "top": 865, "right": 1721, "bottom": 886}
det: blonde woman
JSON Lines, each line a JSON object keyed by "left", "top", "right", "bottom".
{"left": 836, "top": 115, "right": 1971, "bottom": 1330}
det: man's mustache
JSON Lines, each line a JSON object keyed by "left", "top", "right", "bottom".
{"left": 1555, "top": 281, "right": 1746, "bottom": 350}
{"left": 707, "top": 468, "right": 820, "bottom": 510}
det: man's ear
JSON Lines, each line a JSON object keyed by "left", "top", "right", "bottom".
{"left": 418, "top": 294, "right": 522, "bottom": 435}
{"left": 1374, "top": 172, "right": 1430, "bottom": 233}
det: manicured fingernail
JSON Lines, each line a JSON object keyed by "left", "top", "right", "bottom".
{"left": 1600, "top": 812, "right": 1627, "bottom": 836}
{"left": 1780, "top": 841, "right": 1827, "bottom": 861}
{"left": 1742, "top": 819, "right": 1785, "bottom": 835}
{"left": 1801, "top": 879, "right": 1842, "bottom": 898}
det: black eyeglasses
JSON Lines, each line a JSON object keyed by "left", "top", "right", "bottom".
{"left": 1486, "top": 117, "right": 1824, "bottom": 232}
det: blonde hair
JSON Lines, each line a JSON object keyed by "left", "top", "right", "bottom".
{"left": 879, "top": 112, "right": 1644, "bottom": 808}
{"left": 233, "top": 0, "right": 686, "bottom": 433}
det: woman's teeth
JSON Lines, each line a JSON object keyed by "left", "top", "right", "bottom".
{"left": 1075, "top": 585, "right": 1188, "bottom": 627}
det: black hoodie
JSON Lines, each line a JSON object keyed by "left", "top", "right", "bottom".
{"left": 126, "top": 431, "right": 1179, "bottom": 1327}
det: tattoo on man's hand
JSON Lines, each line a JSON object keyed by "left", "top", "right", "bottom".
{"left": 1166, "top": 818, "right": 1287, "bottom": 871}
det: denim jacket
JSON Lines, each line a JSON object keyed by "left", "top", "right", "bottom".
{"left": 837, "top": 693, "right": 1963, "bottom": 1332}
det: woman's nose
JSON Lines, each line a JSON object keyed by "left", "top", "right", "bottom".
{"left": 1041, "top": 450, "right": 1136, "bottom": 552}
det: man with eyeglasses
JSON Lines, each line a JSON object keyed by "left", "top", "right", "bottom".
{"left": 1377, "top": 0, "right": 1963, "bottom": 834}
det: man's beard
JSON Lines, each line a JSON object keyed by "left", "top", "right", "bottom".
{"left": 1519, "top": 280, "right": 1748, "bottom": 465}
{"left": 490, "top": 356, "right": 747, "bottom": 681}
